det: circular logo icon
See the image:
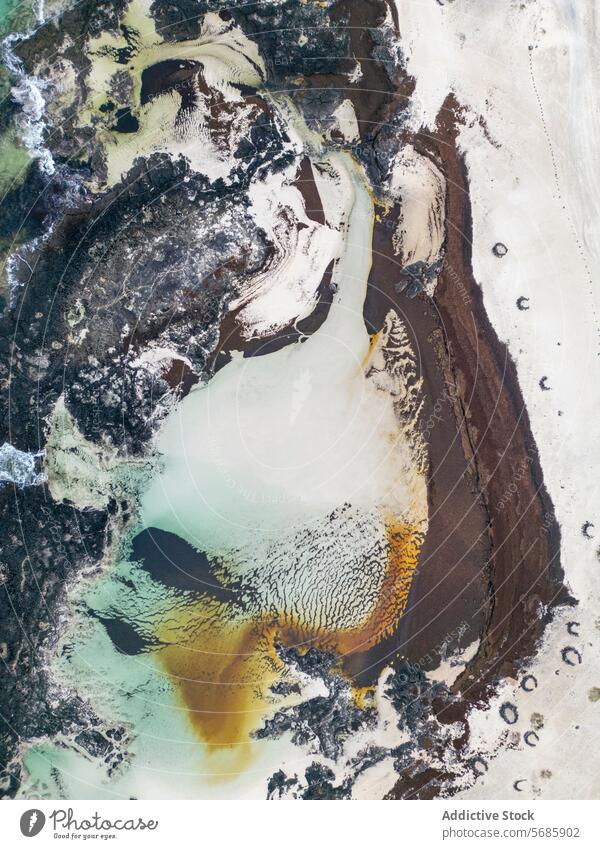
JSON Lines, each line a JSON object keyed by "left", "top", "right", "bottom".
{"left": 20, "top": 810, "right": 46, "bottom": 837}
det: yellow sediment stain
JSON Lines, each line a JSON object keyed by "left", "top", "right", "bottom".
{"left": 156, "top": 605, "right": 283, "bottom": 774}
{"left": 334, "top": 519, "right": 423, "bottom": 657}
{"left": 155, "top": 517, "right": 424, "bottom": 766}
{"left": 375, "top": 196, "right": 393, "bottom": 218}
{"left": 359, "top": 330, "right": 383, "bottom": 372}
{"left": 351, "top": 686, "right": 375, "bottom": 710}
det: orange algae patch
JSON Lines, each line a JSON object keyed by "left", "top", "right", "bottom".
{"left": 155, "top": 519, "right": 424, "bottom": 761}
{"left": 155, "top": 605, "right": 283, "bottom": 772}
{"left": 351, "top": 686, "right": 375, "bottom": 710}
{"left": 334, "top": 519, "right": 423, "bottom": 657}
{"left": 359, "top": 329, "right": 383, "bottom": 372}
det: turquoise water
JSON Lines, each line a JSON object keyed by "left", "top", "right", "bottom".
{"left": 0, "top": 0, "right": 38, "bottom": 181}
{"left": 0, "top": 1, "right": 36, "bottom": 282}
{"left": 16, "top": 146, "right": 429, "bottom": 799}
{"left": 0, "top": 0, "right": 37, "bottom": 38}
{"left": 7, "top": 7, "right": 428, "bottom": 798}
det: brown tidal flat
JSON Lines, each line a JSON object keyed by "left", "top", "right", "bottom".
{"left": 204, "top": 2, "right": 569, "bottom": 726}
{"left": 421, "top": 96, "right": 570, "bottom": 688}
{"left": 209, "top": 247, "right": 334, "bottom": 368}
{"left": 304, "top": 0, "right": 572, "bottom": 793}
{"left": 354, "top": 211, "right": 490, "bottom": 686}
{"left": 381, "top": 98, "right": 571, "bottom": 798}
{"left": 137, "top": 0, "right": 568, "bottom": 786}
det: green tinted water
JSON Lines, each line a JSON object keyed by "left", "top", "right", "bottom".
{"left": 0, "top": 1, "right": 39, "bottom": 197}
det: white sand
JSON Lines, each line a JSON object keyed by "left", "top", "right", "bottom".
{"left": 396, "top": 0, "right": 600, "bottom": 798}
